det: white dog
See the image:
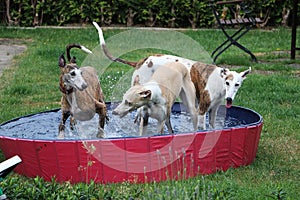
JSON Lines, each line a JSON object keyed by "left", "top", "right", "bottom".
{"left": 93, "top": 22, "right": 250, "bottom": 129}
{"left": 112, "top": 62, "right": 198, "bottom": 135}
{"left": 190, "top": 62, "right": 250, "bottom": 129}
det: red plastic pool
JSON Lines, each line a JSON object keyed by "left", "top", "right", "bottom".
{"left": 0, "top": 103, "right": 263, "bottom": 183}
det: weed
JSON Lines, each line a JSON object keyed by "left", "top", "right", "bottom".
{"left": 265, "top": 187, "right": 287, "bottom": 200}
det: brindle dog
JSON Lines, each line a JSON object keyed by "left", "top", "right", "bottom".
{"left": 58, "top": 44, "right": 107, "bottom": 138}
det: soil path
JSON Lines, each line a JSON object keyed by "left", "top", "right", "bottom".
{"left": 0, "top": 38, "right": 27, "bottom": 76}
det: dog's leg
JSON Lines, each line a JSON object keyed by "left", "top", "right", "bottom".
{"left": 157, "top": 120, "right": 166, "bottom": 134}
{"left": 58, "top": 111, "right": 71, "bottom": 138}
{"left": 199, "top": 114, "right": 206, "bottom": 130}
{"left": 98, "top": 106, "right": 107, "bottom": 128}
{"left": 97, "top": 113, "right": 106, "bottom": 138}
{"left": 189, "top": 109, "right": 198, "bottom": 131}
{"left": 165, "top": 116, "right": 174, "bottom": 134}
{"left": 179, "top": 82, "right": 198, "bottom": 131}
{"left": 138, "top": 107, "right": 150, "bottom": 136}
{"left": 208, "top": 102, "right": 221, "bottom": 129}
{"left": 134, "top": 108, "right": 143, "bottom": 125}
{"left": 70, "top": 116, "right": 76, "bottom": 131}
{"left": 135, "top": 108, "right": 149, "bottom": 123}
{"left": 134, "top": 109, "right": 140, "bottom": 124}
{"left": 179, "top": 94, "right": 198, "bottom": 131}
{"left": 97, "top": 124, "right": 105, "bottom": 138}
{"left": 96, "top": 102, "right": 107, "bottom": 138}
{"left": 139, "top": 117, "right": 144, "bottom": 136}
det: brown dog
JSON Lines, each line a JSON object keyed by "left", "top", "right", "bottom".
{"left": 58, "top": 44, "right": 107, "bottom": 138}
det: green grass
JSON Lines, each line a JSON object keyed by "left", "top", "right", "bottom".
{"left": 0, "top": 26, "right": 299, "bottom": 199}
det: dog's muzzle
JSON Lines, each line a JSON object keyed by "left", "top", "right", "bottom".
{"left": 225, "top": 97, "right": 233, "bottom": 108}
{"left": 112, "top": 109, "right": 128, "bottom": 118}
{"left": 112, "top": 110, "right": 118, "bottom": 115}
{"left": 79, "top": 83, "right": 88, "bottom": 91}
{"left": 73, "top": 82, "right": 88, "bottom": 91}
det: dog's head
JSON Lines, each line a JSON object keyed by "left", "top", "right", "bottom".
{"left": 58, "top": 54, "right": 88, "bottom": 92}
{"left": 112, "top": 85, "right": 151, "bottom": 118}
{"left": 222, "top": 67, "right": 251, "bottom": 108}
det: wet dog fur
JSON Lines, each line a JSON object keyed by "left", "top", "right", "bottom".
{"left": 93, "top": 22, "right": 250, "bottom": 130}
{"left": 58, "top": 44, "right": 107, "bottom": 138}
{"left": 112, "top": 62, "right": 198, "bottom": 135}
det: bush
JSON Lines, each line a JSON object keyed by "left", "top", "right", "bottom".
{"left": 0, "top": 1, "right": 299, "bottom": 27}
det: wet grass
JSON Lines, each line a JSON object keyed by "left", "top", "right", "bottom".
{"left": 0, "top": 26, "right": 299, "bottom": 199}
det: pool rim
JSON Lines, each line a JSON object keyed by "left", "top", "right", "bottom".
{"left": 0, "top": 103, "right": 263, "bottom": 141}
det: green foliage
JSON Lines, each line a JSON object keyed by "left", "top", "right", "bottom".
{"left": 0, "top": 174, "right": 236, "bottom": 199}
{"left": 246, "top": 0, "right": 294, "bottom": 25}
{"left": 1, "top": 0, "right": 299, "bottom": 27}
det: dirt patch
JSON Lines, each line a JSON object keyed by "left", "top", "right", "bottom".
{"left": 0, "top": 38, "right": 27, "bottom": 76}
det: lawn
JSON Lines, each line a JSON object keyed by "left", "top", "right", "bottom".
{"left": 0, "top": 26, "right": 299, "bottom": 199}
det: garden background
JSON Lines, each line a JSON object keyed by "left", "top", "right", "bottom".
{"left": 1, "top": 0, "right": 299, "bottom": 28}
{"left": 0, "top": 0, "right": 300, "bottom": 199}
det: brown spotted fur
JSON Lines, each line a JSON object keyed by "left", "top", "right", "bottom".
{"left": 190, "top": 62, "right": 216, "bottom": 115}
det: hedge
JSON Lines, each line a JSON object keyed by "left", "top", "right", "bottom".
{"left": 0, "top": 0, "right": 299, "bottom": 28}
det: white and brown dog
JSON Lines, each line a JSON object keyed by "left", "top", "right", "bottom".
{"left": 190, "top": 62, "right": 250, "bottom": 129}
{"left": 93, "top": 22, "right": 250, "bottom": 130}
{"left": 58, "top": 44, "right": 108, "bottom": 138}
{"left": 112, "top": 62, "right": 198, "bottom": 135}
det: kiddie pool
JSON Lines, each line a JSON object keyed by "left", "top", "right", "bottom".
{"left": 0, "top": 103, "right": 263, "bottom": 183}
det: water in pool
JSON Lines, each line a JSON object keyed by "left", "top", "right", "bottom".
{"left": 0, "top": 105, "right": 245, "bottom": 140}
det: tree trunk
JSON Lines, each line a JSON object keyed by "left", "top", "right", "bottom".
{"left": 282, "top": 8, "right": 290, "bottom": 27}
{"left": 17, "top": 2, "right": 22, "bottom": 25}
{"left": 188, "top": 0, "right": 198, "bottom": 29}
{"left": 126, "top": 8, "right": 136, "bottom": 26}
{"left": 168, "top": 4, "right": 176, "bottom": 28}
{"left": 257, "top": 9, "right": 270, "bottom": 28}
{"left": 100, "top": 7, "right": 105, "bottom": 25}
{"left": 31, "top": 0, "right": 39, "bottom": 26}
{"left": 188, "top": 18, "right": 197, "bottom": 29}
{"left": 5, "top": 0, "right": 12, "bottom": 25}
{"left": 145, "top": 9, "right": 156, "bottom": 27}
{"left": 189, "top": 11, "right": 199, "bottom": 29}
{"left": 39, "top": 0, "right": 44, "bottom": 25}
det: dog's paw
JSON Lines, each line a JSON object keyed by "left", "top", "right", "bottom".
{"left": 57, "top": 131, "right": 65, "bottom": 139}
{"left": 96, "top": 128, "right": 105, "bottom": 138}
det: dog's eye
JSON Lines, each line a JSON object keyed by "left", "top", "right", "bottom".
{"left": 70, "top": 71, "right": 76, "bottom": 76}
{"left": 125, "top": 100, "right": 132, "bottom": 106}
{"left": 235, "top": 83, "right": 240, "bottom": 87}
{"left": 226, "top": 81, "right": 230, "bottom": 86}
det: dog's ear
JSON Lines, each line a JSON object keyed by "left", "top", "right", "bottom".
{"left": 220, "top": 68, "right": 229, "bottom": 78}
{"left": 240, "top": 67, "right": 251, "bottom": 78}
{"left": 133, "top": 75, "right": 140, "bottom": 86}
{"left": 139, "top": 90, "right": 151, "bottom": 99}
{"left": 58, "top": 54, "right": 66, "bottom": 68}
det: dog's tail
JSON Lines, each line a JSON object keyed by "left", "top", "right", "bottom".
{"left": 92, "top": 22, "right": 137, "bottom": 68}
{"left": 66, "top": 44, "right": 93, "bottom": 63}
